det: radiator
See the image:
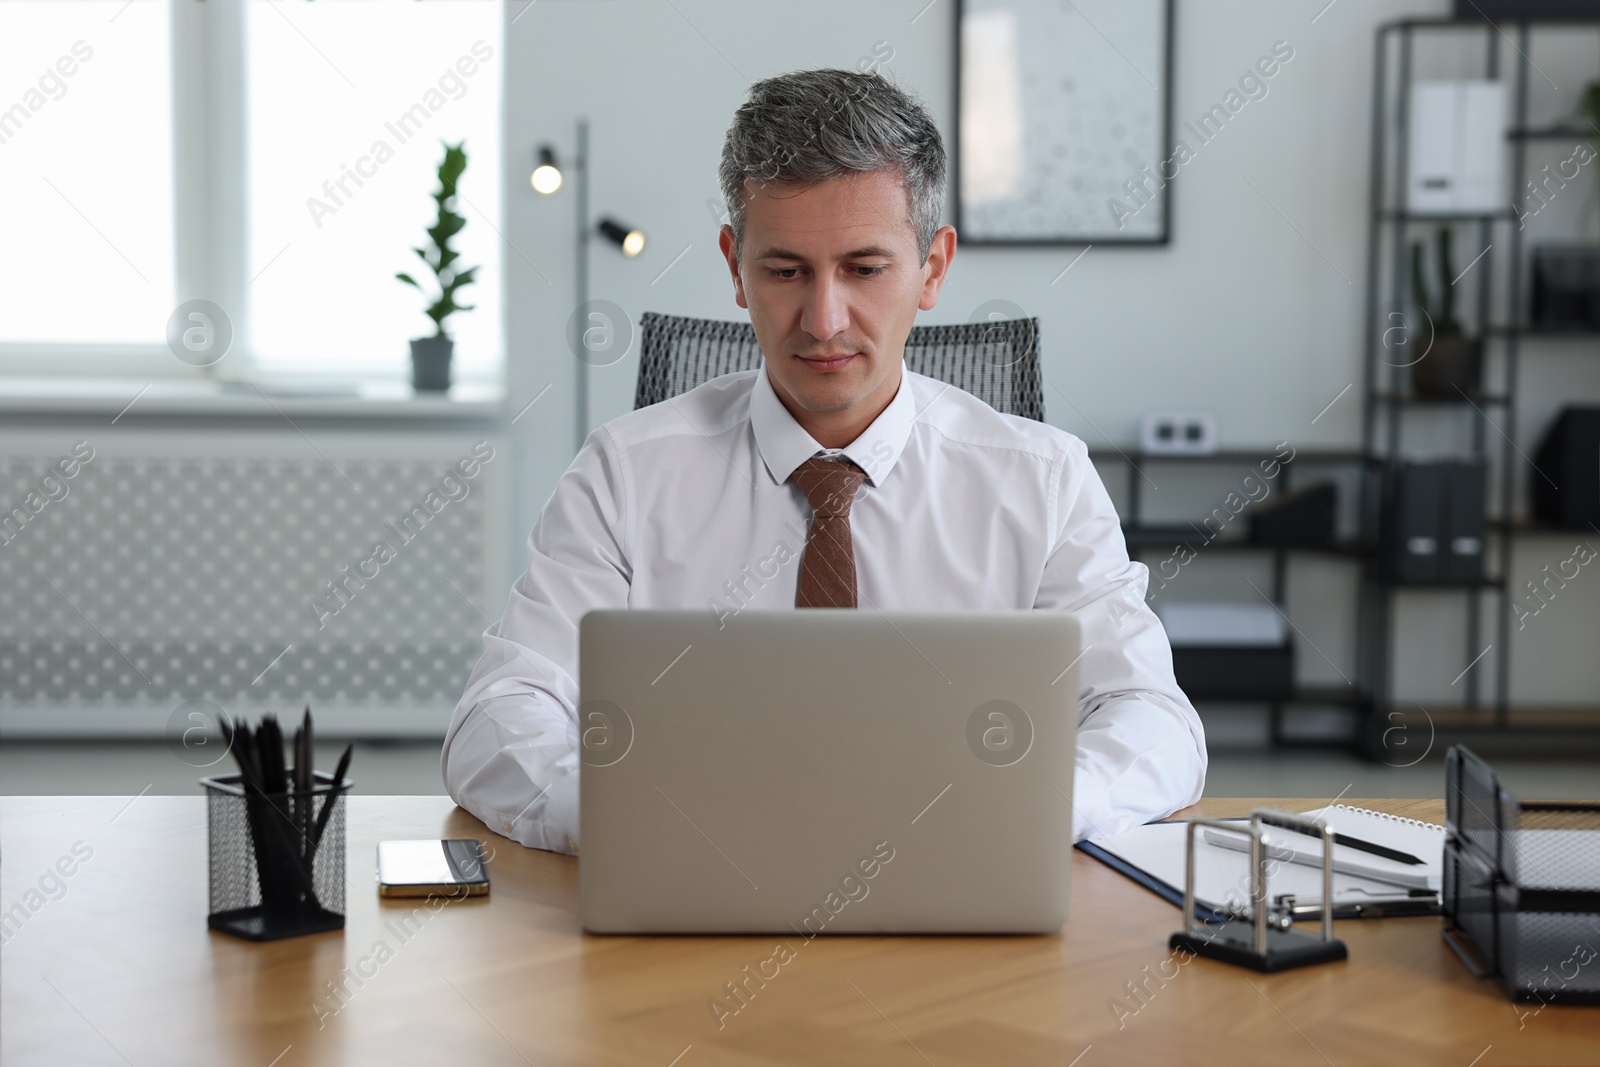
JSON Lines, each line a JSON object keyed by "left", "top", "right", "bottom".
{"left": 0, "top": 426, "right": 510, "bottom": 738}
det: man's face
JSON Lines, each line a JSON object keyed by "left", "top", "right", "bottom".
{"left": 719, "top": 169, "right": 955, "bottom": 434}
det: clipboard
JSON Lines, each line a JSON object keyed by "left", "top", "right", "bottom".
{"left": 1077, "top": 816, "right": 1442, "bottom": 920}
{"left": 1076, "top": 838, "right": 1233, "bottom": 924}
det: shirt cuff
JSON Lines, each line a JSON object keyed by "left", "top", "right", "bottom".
{"left": 543, "top": 771, "right": 580, "bottom": 855}
{"left": 1072, "top": 775, "right": 1116, "bottom": 842}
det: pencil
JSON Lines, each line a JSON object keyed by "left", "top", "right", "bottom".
{"left": 311, "top": 743, "right": 354, "bottom": 852}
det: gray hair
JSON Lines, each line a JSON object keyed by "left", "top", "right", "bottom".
{"left": 718, "top": 68, "right": 946, "bottom": 264}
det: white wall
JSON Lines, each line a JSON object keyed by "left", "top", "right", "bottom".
{"left": 500, "top": 0, "right": 1600, "bottom": 724}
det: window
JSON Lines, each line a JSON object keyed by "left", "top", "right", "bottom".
{"left": 0, "top": 0, "right": 504, "bottom": 385}
{"left": 246, "top": 0, "right": 502, "bottom": 383}
{"left": 0, "top": 1, "right": 175, "bottom": 345}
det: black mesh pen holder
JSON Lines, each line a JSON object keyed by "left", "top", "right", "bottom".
{"left": 202, "top": 772, "right": 349, "bottom": 941}
{"left": 1442, "top": 746, "right": 1600, "bottom": 1005}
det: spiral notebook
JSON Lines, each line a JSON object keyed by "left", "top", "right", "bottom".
{"left": 1078, "top": 804, "right": 1444, "bottom": 920}
{"left": 1202, "top": 804, "right": 1443, "bottom": 891}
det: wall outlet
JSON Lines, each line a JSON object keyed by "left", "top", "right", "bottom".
{"left": 1141, "top": 411, "right": 1217, "bottom": 455}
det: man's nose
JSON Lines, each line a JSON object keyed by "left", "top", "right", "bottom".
{"left": 800, "top": 272, "right": 850, "bottom": 342}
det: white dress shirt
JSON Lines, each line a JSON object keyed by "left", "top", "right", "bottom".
{"left": 442, "top": 367, "right": 1207, "bottom": 853}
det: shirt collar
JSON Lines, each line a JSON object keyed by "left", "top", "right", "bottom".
{"left": 750, "top": 365, "right": 918, "bottom": 488}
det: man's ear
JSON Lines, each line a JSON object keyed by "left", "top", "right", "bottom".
{"left": 718, "top": 224, "right": 748, "bottom": 310}
{"left": 917, "top": 225, "right": 958, "bottom": 312}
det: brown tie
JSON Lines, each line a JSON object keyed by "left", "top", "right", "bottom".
{"left": 791, "top": 456, "right": 867, "bottom": 608}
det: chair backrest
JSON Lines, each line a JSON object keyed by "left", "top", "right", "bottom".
{"left": 635, "top": 311, "right": 1045, "bottom": 422}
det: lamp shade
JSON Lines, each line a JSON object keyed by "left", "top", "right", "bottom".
{"left": 598, "top": 217, "right": 645, "bottom": 257}
{"left": 531, "top": 145, "right": 562, "bottom": 195}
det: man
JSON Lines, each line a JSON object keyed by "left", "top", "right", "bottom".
{"left": 442, "top": 69, "right": 1205, "bottom": 854}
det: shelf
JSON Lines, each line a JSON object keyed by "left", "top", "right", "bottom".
{"left": 1508, "top": 519, "right": 1600, "bottom": 537}
{"left": 1383, "top": 575, "right": 1506, "bottom": 590}
{"left": 1383, "top": 16, "right": 1600, "bottom": 30}
{"left": 1086, "top": 448, "right": 1370, "bottom": 464}
{"left": 1189, "top": 685, "right": 1369, "bottom": 707}
{"left": 1424, "top": 706, "right": 1600, "bottom": 729}
{"left": 1122, "top": 525, "right": 1371, "bottom": 557}
{"left": 1508, "top": 125, "right": 1600, "bottom": 141}
{"left": 1293, "top": 686, "right": 1371, "bottom": 707}
{"left": 1371, "top": 391, "right": 1509, "bottom": 405}
{"left": 1485, "top": 325, "right": 1600, "bottom": 340}
{"left": 1374, "top": 209, "right": 1514, "bottom": 222}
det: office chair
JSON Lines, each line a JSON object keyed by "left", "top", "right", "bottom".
{"left": 634, "top": 311, "right": 1045, "bottom": 421}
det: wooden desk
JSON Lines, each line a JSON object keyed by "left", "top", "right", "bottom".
{"left": 3, "top": 796, "right": 1595, "bottom": 1066}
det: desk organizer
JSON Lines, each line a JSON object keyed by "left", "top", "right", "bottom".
{"left": 202, "top": 772, "right": 348, "bottom": 941}
{"left": 1442, "top": 746, "right": 1600, "bottom": 1004}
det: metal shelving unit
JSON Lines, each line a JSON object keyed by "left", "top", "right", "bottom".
{"left": 1088, "top": 447, "right": 1377, "bottom": 748}
{"left": 1080, "top": 17, "right": 1599, "bottom": 756}
{"left": 1361, "top": 16, "right": 1600, "bottom": 754}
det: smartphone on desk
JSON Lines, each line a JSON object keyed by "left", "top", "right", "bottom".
{"left": 377, "top": 839, "right": 490, "bottom": 898}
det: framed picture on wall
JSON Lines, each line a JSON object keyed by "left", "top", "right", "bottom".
{"left": 955, "top": 0, "right": 1174, "bottom": 245}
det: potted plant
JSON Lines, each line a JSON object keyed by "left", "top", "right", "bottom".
{"left": 1409, "top": 226, "right": 1482, "bottom": 398}
{"left": 397, "top": 140, "right": 478, "bottom": 392}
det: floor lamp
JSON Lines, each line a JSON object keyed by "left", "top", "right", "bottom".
{"left": 531, "top": 120, "right": 645, "bottom": 453}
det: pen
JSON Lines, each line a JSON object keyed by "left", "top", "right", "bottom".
{"left": 1275, "top": 890, "right": 1440, "bottom": 920}
{"left": 1207, "top": 825, "right": 1429, "bottom": 873}
{"left": 1330, "top": 831, "right": 1424, "bottom": 867}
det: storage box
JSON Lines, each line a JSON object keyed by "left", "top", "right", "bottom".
{"left": 1532, "top": 407, "right": 1600, "bottom": 528}
{"left": 1531, "top": 246, "right": 1600, "bottom": 332}
{"left": 1407, "top": 82, "right": 1505, "bottom": 214}
{"left": 1248, "top": 481, "right": 1338, "bottom": 545}
{"left": 1454, "top": 0, "right": 1600, "bottom": 20}
{"left": 1155, "top": 602, "right": 1295, "bottom": 701}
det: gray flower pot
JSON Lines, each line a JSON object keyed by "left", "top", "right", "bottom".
{"left": 410, "top": 335, "right": 453, "bottom": 392}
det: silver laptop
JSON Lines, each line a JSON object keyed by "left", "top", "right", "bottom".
{"left": 578, "top": 610, "right": 1080, "bottom": 934}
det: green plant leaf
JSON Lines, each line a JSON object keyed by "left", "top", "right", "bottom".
{"left": 395, "top": 272, "right": 421, "bottom": 289}
{"left": 1410, "top": 240, "right": 1430, "bottom": 322}
{"left": 1435, "top": 227, "right": 1462, "bottom": 335}
{"left": 444, "top": 266, "right": 479, "bottom": 290}
{"left": 404, "top": 139, "right": 474, "bottom": 332}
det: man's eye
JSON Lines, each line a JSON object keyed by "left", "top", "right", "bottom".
{"left": 854, "top": 265, "right": 886, "bottom": 277}
{"left": 768, "top": 268, "right": 800, "bottom": 279}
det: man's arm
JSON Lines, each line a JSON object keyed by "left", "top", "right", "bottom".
{"left": 1034, "top": 439, "right": 1207, "bottom": 841}
{"left": 441, "top": 429, "right": 632, "bottom": 854}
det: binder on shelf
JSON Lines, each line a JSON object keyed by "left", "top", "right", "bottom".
{"left": 1442, "top": 462, "right": 1487, "bottom": 584}
{"left": 1380, "top": 461, "right": 1486, "bottom": 585}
